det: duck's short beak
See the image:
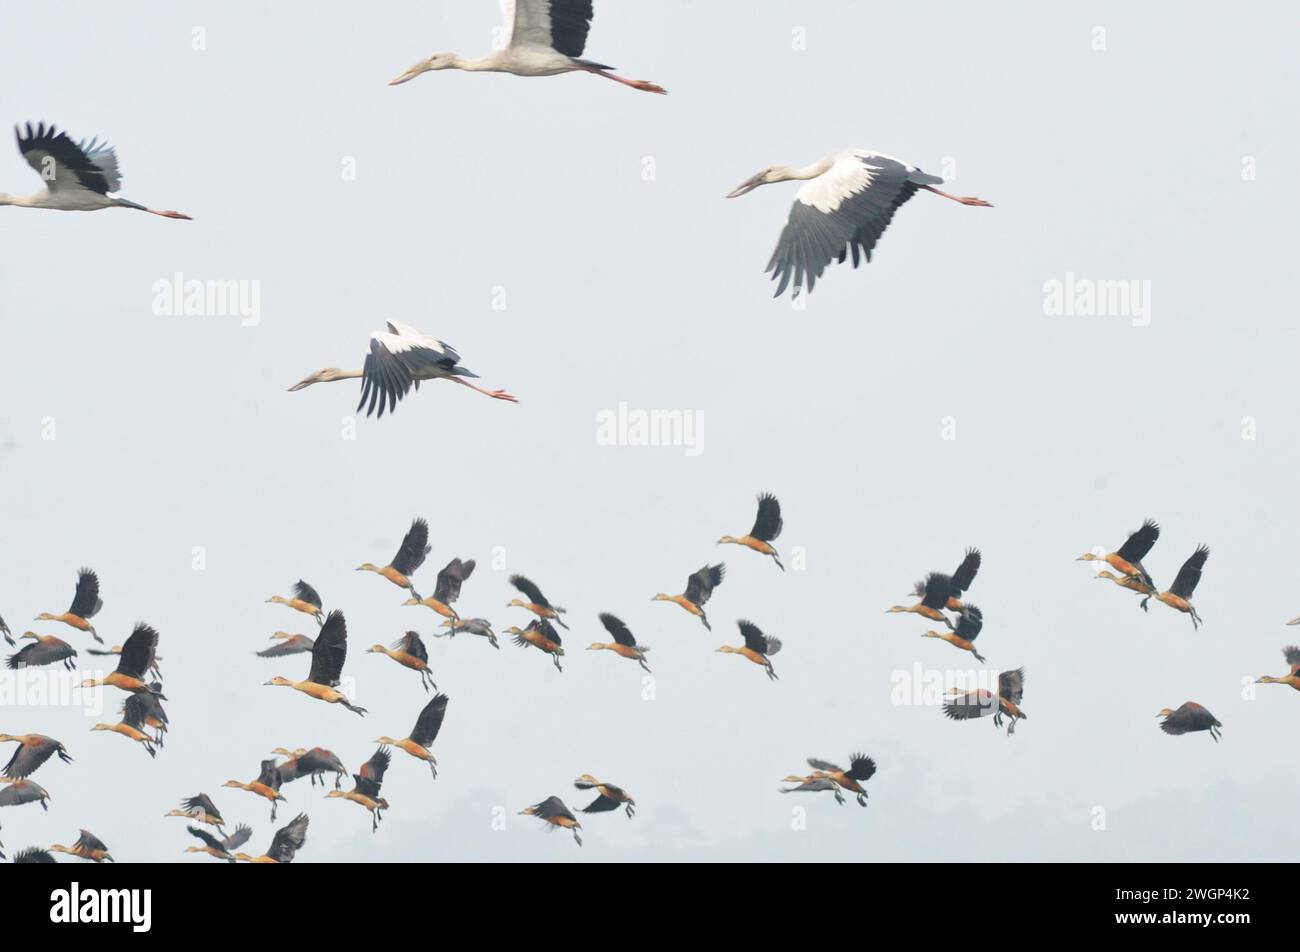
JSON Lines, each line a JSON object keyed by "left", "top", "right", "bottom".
{"left": 389, "top": 62, "right": 428, "bottom": 86}
{"left": 726, "top": 173, "right": 764, "bottom": 199}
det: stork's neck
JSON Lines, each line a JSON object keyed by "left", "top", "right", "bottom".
{"left": 788, "top": 158, "right": 835, "bottom": 181}
{"left": 454, "top": 53, "right": 502, "bottom": 72}
{"left": 0, "top": 192, "right": 39, "bottom": 207}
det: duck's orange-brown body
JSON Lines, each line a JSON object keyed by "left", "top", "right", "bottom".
{"left": 391, "top": 737, "right": 435, "bottom": 764}
{"left": 730, "top": 536, "right": 776, "bottom": 557}
{"left": 929, "top": 631, "right": 978, "bottom": 655}
{"left": 890, "top": 604, "right": 947, "bottom": 623}
{"left": 373, "top": 647, "right": 428, "bottom": 673}
{"left": 98, "top": 723, "right": 150, "bottom": 744}
{"left": 1155, "top": 592, "right": 1192, "bottom": 614}
{"left": 519, "top": 628, "right": 562, "bottom": 654}
{"left": 39, "top": 612, "right": 93, "bottom": 632}
{"left": 659, "top": 594, "right": 703, "bottom": 618}
{"left": 1097, "top": 571, "right": 1154, "bottom": 595}
{"left": 85, "top": 671, "right": 149, "bottom": 693}
{"left": 512, "top": 601, "right": 562, "bottom": 622}
{"left": 407, "top": 596, "right": 456, "bottom": 619}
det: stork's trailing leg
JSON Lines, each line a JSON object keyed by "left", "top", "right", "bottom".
{"left": 449, "top": 376, "right": 518, "bottom": 403}
{"left": 582, "top": 66, "right": 666, "bottom": 95}
{"left": 921, "top": 185, "right": 992, "bottom": 207}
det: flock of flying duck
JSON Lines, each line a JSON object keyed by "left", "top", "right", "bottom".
{"left": 8, "top": 506, "right": 1285, "bottom": 858}
{"left": 2, "top": 493, "right": 831, "bottom": 856}
{"left": 1, "top": 0, "right": 993, "bottom": 420}
{"left": 1, "top": 0, "right": 1281, "bottom": 861}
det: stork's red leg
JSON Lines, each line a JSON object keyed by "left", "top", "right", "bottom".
{"left": 921, "top": 185, "right": 992, "bottom": 207}
{"left": 449, "top": 376, "right": 519, "bottom": 403}
{"left": 582, "top": 66, "right": 667, "bottom": 95}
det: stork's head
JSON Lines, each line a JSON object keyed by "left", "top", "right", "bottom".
{"left": 288, "top": 368, "right": 346, "bottom": 391}
{"left": 726, "top": 167, "right": 789, "bottom": 198}
{"left": 389, "top": 53, "right": 458, "bottom": 86}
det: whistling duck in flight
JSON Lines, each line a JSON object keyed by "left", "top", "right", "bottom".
{"left": 79, "top": 623, "right": 159, "bottom": 693}
{"left": 437, "top": 617, "right": 500, "bottom": 649}
{"left": 7, "top": 633, "right": 76, "bottom": 671}
{"left": 719, "top": 493, "right": 784, "bottom": 570}
{"left": 888, "top": 572, "right": 955, "bottom": 629}
{"left": 273, "top": 747, "right": 349, "bottom": 789}
{"left": 36, "top": 567, "right": 104, "bottom": 643}
{"left": 507, "top": 618, "right": 566, "bottom": 671}
{"left": 375, "top": 692, "right": 448, "bottom": 780}
{"left": 1095, "top": 570, "right": 1155, "bottom": 604}
{"left": 327, "top": 747, "right": 391, "bottom": 832}
{"left": 0, "top": 779, "right": 49, "bottom": 811}
{"left": 0, "top": 734, "right": 72, "bottom": 779}
{"left": 718, "top": 620, "right": 782, "bottom": 681}
{"left": 257, "top": 632, "right": 316, "bottom": 657}
{"left": 780, "top": 774, "right": 845, "bottom": 803}
{"left": 1143, "top": 545, "right": 1208, "bottom": 629}
{"left": 911, "top": 548, "right": 981, "bottom": 610}
{"left": 943, "top": 668, "right": 1027, "bottom": 735}
{"left": 520, "top": 796, "right": 582, "bottom": 847}
{"left": 1256, "top": 646, "right": 1300, "bottom": 692}
{"left": 165, "top": 793, "right": 225, "bottom": 830}
{"left": 588, "top": 613, "right": 651, "bottom": 672}
{"left": 1077, "top": 519, "right": 1160, "bottom": 591}
{"left": 508, "top": 574, "right": 569, "bottom": 629}
{"left": 289, "top": 322, "right": 518, "bottom": 417}
{"left": 805, "top": 754, "right": 876, "bottom": 807}
{"left": 358, "top": 518, "right": 431, "bottom": 599}
{"left": 1, "top": 122, "right": 190, "bottom": 218}
{"left": 922, "top": 604, "right": 985, "bottom": 663}
{"left": 727, "top": 150, "right": 991, "bottom": 297}
{"left": 266, "top": 581, "right": 324, "bottom": 626}
{"left": 265, "top": 610, "right": 367, "bottom": 716}
{"left": 574, "top": 775, "right": 636, "bottom": 818}
{"left": 1158, "top": 702, "right": 1222, "bottom": 742}
{"left": 405, "top": 557, "right": 475, "bottom": 621}
{"left": 368, "top": 631, "right": 437, "bottom": 692}
{"left": 185, "top": 823, "right": 252, "bottom": 863}
{"left": 50, "top": 830, "right": 113, "bottom": 863}
{"left": 389, "top": 0, "right": 666, "bottom": 94}
{"left": 225, "top": 758, "right": 288, "bottom": 821}
{"left": 90, "top": 694, "right": 158, "bottom": 758}
{"left": 235, "top": 813, "right": 309, "bottom": 864}
{"left": 654, "top": 563, "right": 724, "bottom": 630}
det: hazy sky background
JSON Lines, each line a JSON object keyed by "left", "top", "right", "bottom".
{"left": 1, "top": 1, "right": 1298, "bottom": 862}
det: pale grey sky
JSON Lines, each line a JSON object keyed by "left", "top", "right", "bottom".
{"left": 0, "top": 1, "right": 1298, "bottom": 862}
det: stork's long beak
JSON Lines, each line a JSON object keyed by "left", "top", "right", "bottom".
{"left": 389, "top": 61, "right": 429, "bottom": 86}
{"left": 726, "top": 173, "right": 765, "bottom": 199}
{"left": 287, "top": 374, "right": 316, "bottom": 392}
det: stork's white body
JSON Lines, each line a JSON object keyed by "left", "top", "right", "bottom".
{"left": 1, "top": 122, "right": 190, "bottom": 219}
{"left": 0, "top": 189, "right": 118, "bottom": 211}
{"left": 727, "top": 148, "right": 991, "bottom": 296}
{"left": 389, "top": 0, "right": 665, "bottom": 93}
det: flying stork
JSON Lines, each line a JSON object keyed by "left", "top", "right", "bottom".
{"left": 0, "top": 122, "right": 190, "bottom": 219}
{"left": 389, "top": 0, "right": 666, "bottom": 94}
{"left": 727, "top": 150, "right": 991, "bottom": 297}
{"left": 288, "top": 321, "right": 518, "bottom": 418}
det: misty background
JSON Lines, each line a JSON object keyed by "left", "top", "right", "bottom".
{"left": 0, "top": 1, "right": 1297, "bottom": 861}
